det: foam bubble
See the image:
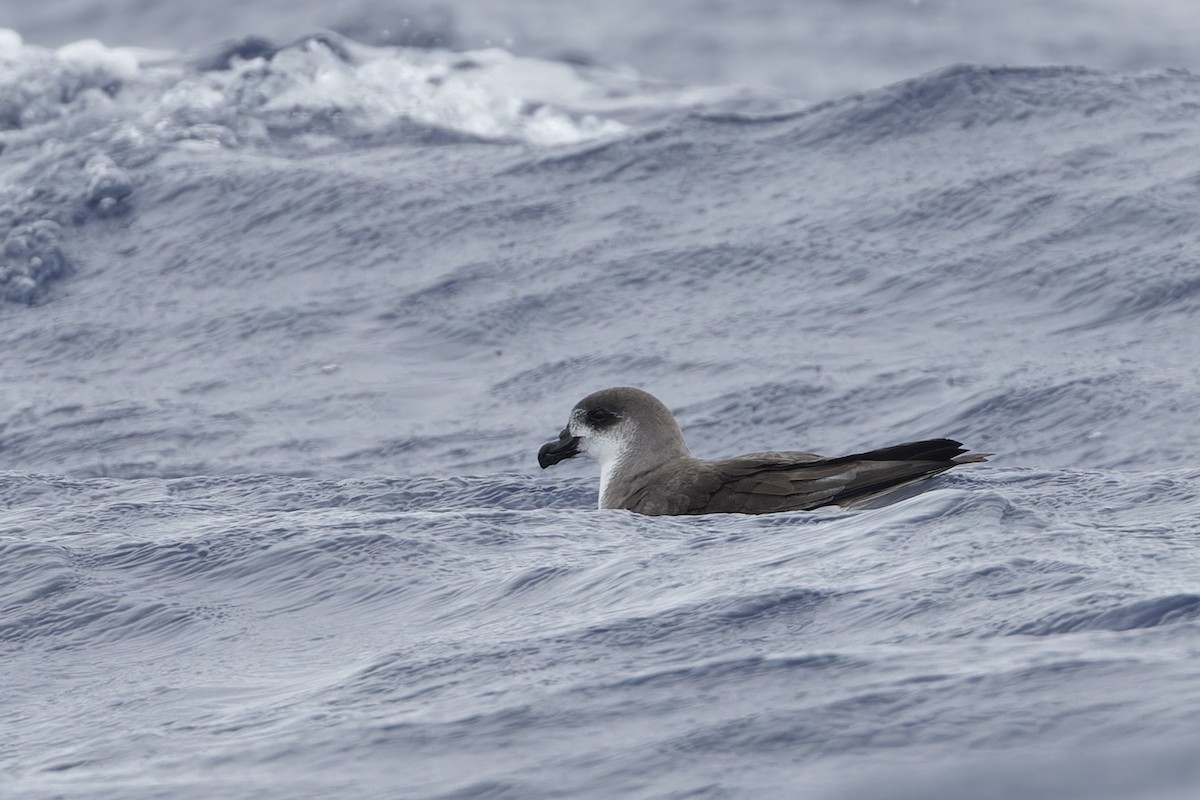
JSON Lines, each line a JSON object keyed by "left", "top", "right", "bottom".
{"left": 0, "top": 219, "right": 69, "bottom": 304}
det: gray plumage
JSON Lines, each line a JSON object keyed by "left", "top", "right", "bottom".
{"left": 538, "top": 387, "right": 988, "bottom": 515}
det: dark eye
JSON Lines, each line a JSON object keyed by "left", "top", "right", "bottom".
{"left": 586, "top": 407, "right": 617, "bottom": 425}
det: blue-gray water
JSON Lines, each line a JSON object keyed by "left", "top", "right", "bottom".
{"left": 2, "top": 3, "right": 1200, "bottom": 798}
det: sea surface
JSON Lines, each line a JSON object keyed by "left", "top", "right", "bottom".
{"left": 2, "top": 2, "right": 1200, "bottom": 798}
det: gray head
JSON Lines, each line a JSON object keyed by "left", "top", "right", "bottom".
{"left": 538, "top": 387, "right": 691, "bottom": 474}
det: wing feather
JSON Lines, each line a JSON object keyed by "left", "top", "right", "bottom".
{"left": 673, "top": 439, "right": 986, "bottom": 515}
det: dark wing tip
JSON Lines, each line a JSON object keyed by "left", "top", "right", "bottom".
{"left": 829, "top": 438, "right": 987, "bottom": 465}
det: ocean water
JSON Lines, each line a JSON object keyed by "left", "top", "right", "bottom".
{"left": 3, "top": 2, "right": 1200, "bottom": 798}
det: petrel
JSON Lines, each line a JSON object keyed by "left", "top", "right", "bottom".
{"left": 538, "top": 387, "right": 988, "bottom": 515}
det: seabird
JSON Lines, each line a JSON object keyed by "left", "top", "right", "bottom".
{"left": 538, "top": 386, "right": 988, "bottom": 515}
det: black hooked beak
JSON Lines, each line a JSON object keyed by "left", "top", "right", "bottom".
{"left": 538, "top": 426, "right": 580, "bottom": 469}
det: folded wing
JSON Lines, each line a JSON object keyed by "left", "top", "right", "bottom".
{"left": 680, "top": 438, "right": 987, "bottom": 515}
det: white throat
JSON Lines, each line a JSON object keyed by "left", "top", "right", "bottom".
{"left": 596, "top": 453, "right": 626, "bottom": 509}
{"left": 579, "top": 431, "right": 628, "bottom": 510}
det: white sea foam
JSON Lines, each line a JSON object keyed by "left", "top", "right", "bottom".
{"left": 55, "top": 38, "right": 140, "bottom": 81}
{"left": 0, "top": 29, "right": 639, "bottom": 150}
{"left": 0, "top": 27, "right": 23, "bottom": 61}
